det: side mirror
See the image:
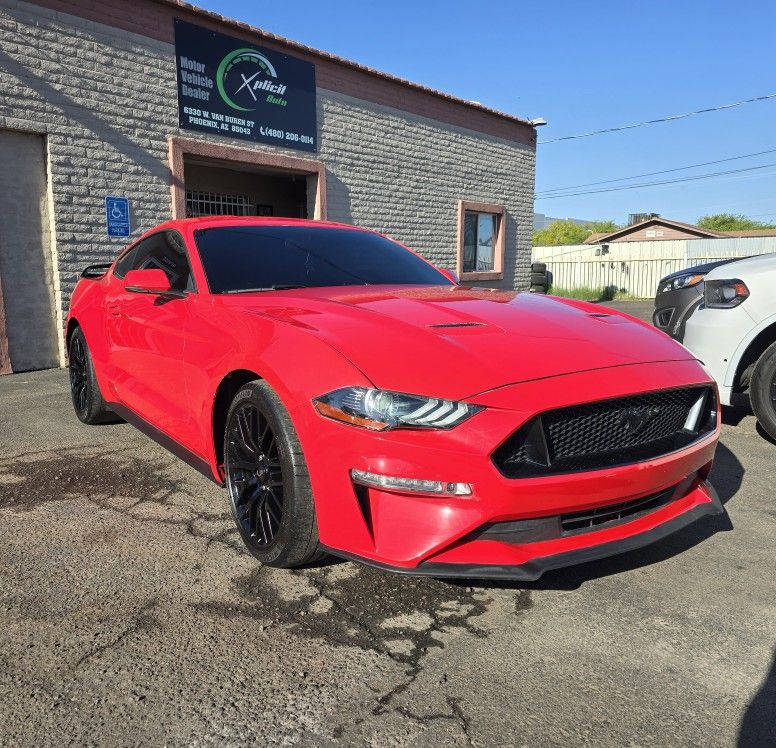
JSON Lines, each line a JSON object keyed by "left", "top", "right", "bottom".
{"left": 124, "top": 269, "right": 173, "bottom": 294}
{"left": 437, "top": 267, "right": 460, "bottom": 284}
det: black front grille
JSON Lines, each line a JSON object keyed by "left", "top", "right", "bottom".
{"left": 472, "top": 481, "right": 686, "bottom": 544}
{"left": 560, "top": 484, "right": 677, "bottom": 535}
{"left": 493, "top": 386, "right": 716, "bottom": 478}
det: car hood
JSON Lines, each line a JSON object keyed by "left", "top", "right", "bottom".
{"left": 703, "top": 251, "right": 776, "bottom": 281}
{"left": 230, "top": 285, "right": 697, "bottom": 400}
{"left": 659, "top": 257, "right": 742, "bottom": 284}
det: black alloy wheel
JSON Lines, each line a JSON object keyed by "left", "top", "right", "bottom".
{"left": 750, "top": 341, "right": 776, "bottom": 442}
{"left": 68, "top": 327, "right": 117, "bottom": 425}
{"left": 69, "top": 334, "right": 89, "bottom": 415}
{"left": 226, "top": 401, "right": 284, "bottom": 546}
{"left": 224, "top": 380, "right": 324, "bottom": 567}
{"left": 769, "top": 369, "right": 776, "bottom": 425}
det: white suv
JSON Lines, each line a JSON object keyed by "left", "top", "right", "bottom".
{"left": 683, "top": 253, "right": 776, "bottom": 440}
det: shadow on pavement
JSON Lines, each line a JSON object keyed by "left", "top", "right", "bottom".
{"left": 755, "top": 423, "right": 776, "bottom": 446}
{"left": 723, "top": 397, "right": 753, "bottom": 427}
{"left": 738, "top": 648, "right": 776, "bottom": 747}
{"left": 723, "top": 399, "right": 776, "bottom": 445}
{"left": 457, "top": 441, "right": 743, "bottom": 592}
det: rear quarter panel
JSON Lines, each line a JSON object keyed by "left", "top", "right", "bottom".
{"left": 66, "top": 274, "right": 112, "bottom": 388}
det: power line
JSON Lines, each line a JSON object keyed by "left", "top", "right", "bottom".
{"left": 536, "top": 161, "right": 776, "bottom": 200}
{"left": 536, "top": 147, "right": 776, "bottom": 195}
{"left": 538, "top": 93, "right": 776, "bottom": 145}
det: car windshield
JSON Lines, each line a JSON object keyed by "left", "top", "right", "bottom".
{"left": 193, "top": 225, "right": 451, "bottom": 293}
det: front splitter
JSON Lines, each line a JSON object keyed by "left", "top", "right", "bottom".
{"left": 321, "top": 481, "right": 725, "bottom": 581}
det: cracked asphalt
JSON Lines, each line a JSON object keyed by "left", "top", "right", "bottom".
{"left": 1, "top": 368, "right": 775, "bottom": 747}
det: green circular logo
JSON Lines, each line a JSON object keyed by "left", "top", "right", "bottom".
{"left": 216, "top": 48, "right": 278, "bottom": 112}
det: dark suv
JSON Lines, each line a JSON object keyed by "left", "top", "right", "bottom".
{"left": 653, "top": 258, "right": 742, "bottom": 341}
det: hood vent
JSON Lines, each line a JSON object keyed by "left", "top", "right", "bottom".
{"left": 427, "top": 322, "right": 486, "bottom": 329}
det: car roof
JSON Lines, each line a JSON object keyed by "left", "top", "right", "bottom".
{"left": 153, "top": 216, "right": 364, "bottom": 233}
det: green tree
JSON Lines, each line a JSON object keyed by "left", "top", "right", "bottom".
{"left": 532, "top": 219, "right": 619, "bottom": 246}
{"left": 696, "top": 213, "right": 776, "bottom": 232}
{"left": 587, "top": 220, "right": 620, "bottom": 234}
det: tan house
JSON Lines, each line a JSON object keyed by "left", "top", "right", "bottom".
{"left": 585, "top": 217, "right": 776, "bottom": 244}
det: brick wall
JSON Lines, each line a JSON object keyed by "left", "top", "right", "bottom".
{"left": 0, "top": 0, "right": 536, "bottom": 358}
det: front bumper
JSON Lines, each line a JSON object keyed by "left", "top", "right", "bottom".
{"left": 323, "top": 481, "right": 723, "bottom": 580}
{"left": 653, "top": 286, "right": 704, "bottom": 341}
{"left": 293, "top": 360, "right": 720, "bottom": 577}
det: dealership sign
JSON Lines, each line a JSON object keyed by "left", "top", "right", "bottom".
{"left": 174, "top": 20, "right": 317, "bottom": 152}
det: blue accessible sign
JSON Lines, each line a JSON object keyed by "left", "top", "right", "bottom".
{"left": 105, "top": 196, "right": 130, "bottom": 237}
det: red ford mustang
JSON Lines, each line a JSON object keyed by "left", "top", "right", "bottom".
{"left": 66, "top": 217, "right": 722, "bottom": 579}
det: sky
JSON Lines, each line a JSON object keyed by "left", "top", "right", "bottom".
{"left": 196, "top": 0, "right": 776, "bottom": 226}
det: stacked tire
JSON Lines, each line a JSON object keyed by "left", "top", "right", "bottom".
{"left": 530, "top": 262, "right": 551, "bottom": 293}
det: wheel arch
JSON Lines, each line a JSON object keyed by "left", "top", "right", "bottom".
{"left": 65, "top": 317, "right": 80, "bottom": 348}
{"left": 212, "top": 369, "right": 264, "bottom": 479}
{"left": 732, "top": 317, "right": 776, "bottom": 392}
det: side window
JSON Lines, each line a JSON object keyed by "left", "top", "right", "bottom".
{"left": 117, "top": 231, "right": 194, "bottom": 291}
{"left": 113, "top": 246, "right": 137, "bottom": 279}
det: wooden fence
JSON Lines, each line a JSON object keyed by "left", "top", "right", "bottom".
{"left": 532, "top": 237, "right": 776, "bottom": 298}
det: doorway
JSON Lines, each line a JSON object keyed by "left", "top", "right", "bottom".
{"left": 184, "top": 158, "right": 308, "bottom": 218}
{"left": 168, "top": 138, "right": 327, "bottom": 222}
{"left": 0, "top": 130, "right": 59, "bottom": 373}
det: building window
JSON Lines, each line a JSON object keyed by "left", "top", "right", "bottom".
{"left": 456, "top": 200, "right": 505, "bottom": 281}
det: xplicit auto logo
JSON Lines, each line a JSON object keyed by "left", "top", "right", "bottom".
{"left": 216, "top": 48, "right": 289, "bottom": 111}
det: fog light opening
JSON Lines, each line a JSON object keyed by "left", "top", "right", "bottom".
{"left": 350, "top": 469, "right": 472, "bottom": 496}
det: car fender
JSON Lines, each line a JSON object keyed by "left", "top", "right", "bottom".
{"left": 211, "top": 324, "right": 375, "bottom": 412}
{"left": 724, "top": 311, "right": 776, "bottom": 387}
{"left": 192, "top": 312, "right": 377, "bottom": 477}
{"left": 65, "top": 275, "right": 112, "bottom": 391}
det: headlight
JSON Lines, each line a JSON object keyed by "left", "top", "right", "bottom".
{"left": 704, "top": 279, "right": 749, "bottom": 309}
{"left": 657, "top": 273, "right": 705, "bottom": 294}
{"left": 312, "top": 387, "right": 483, "bottom": 431}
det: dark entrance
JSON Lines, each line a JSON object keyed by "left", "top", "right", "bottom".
{"left": 183, "top": 157, "right": 308, "bottom": 218}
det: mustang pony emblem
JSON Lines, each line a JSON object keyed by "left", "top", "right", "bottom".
{"left": 620, "top": 405, "right": 661, "bottom": 435}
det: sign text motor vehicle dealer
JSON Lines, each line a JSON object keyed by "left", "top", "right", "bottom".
{"left": 175, "top": 20, "right": 317, "bottom": 152}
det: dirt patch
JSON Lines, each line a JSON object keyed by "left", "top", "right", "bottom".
{"left": 198, "top": 563, "right": 496, "bottom": 670}
{"left": 0, "top": 450, "right": 179, "bottom": 511}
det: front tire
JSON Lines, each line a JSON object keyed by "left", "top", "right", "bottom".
{"left": 68, "top": 327, "right": 117, "bottom": 425}
{"left": 224, "top": 380, "right": 324, "bottom": 568}
{"left": 750, "top": 341, "right": 776, "bottom": 442}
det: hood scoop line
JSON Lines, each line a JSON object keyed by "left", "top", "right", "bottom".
{"left": 427, "top": 322, "right": 487, "bottom": 329}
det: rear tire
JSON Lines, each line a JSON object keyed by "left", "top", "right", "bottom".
{"left": 68, "top": 327, "right": 118, "bottom": 425}
{"left": 529, "top": 284, "right": 547, "bottom": 293}
{"left": 750, "top": 341, "right": 776, "bottom": 442}
{"left": 531, "top": 262, "right": 547, "bottom": 274}
{"left": 530, "top": 271, "right": 548, "bottom": 285}
{"left": 224, "top": 380, "right": 325, "bottom": 568}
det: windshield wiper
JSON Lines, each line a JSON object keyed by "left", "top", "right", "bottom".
{"left": 224, "top": 285, "right": 308, "bottom": 294}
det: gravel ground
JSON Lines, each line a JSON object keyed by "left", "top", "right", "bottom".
{"left": 0, "top": 368, "right": 774, "bottom": 747}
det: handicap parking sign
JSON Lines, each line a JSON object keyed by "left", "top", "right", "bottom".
{"left": 105, "top": 196, "right": 130, "bottom": 237}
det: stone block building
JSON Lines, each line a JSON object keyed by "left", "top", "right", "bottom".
{"left": 0, "top": 0, "right": 537, "bottom": 372}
